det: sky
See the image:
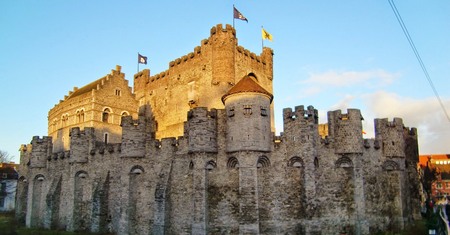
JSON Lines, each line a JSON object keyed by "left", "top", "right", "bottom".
{"left": 1, "top": 1, "right": 449, "bottom": 163}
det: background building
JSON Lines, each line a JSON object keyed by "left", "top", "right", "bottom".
{"left": 0, "top": 162, "right": 18, "bottom": 212}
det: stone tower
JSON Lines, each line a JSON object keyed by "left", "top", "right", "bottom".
{"left": 133, "top": 24, "right": 274, "bottom": 140}
{"left": 222, "top": 74, "right": 273, "bottom": 153}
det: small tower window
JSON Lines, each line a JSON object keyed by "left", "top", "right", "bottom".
{"left": 115, "top": 89, "right": 121, "bottom": 96}
{"left": 227, "top": 106, "right": 235, "bottom": 117}
{"left": 260, "top": 106, "right": 268, "bottom": 116}
{"left": 243, "top": 105, "right": 252, "bottom": 116}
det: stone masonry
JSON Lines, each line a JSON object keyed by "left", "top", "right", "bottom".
{"left": 16, "top": 24, "right": 421, "bottom": 235}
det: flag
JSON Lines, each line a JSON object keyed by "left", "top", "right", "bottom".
{"left": 262, "top": 28, "right": 273, "bottom": 41}
{"left": 233, "top": 6, "right": 248, "bottom": 22}
{"left": 138, "top": 54, "right": 147, "bottom": 64}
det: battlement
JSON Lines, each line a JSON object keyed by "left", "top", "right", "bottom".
{"left": 210, "top": 23, "right": 236, "bottom": 37}
{"left": 187, "top": 107, "right": 217, "bottom": 120}
{"left": 133, "top": 24, "right": 272, "bottom": 89}
{"left": 375, "top": 118, "right": 408, "bottom": 158}
{"left": 69, "top": 127, "right": 95, "bottom": 163}
{"left": 374, "top": 118, "right": 403, "bottom": 131}
{"left": 283, "top": 105, "right": 318, "bottom": 124}
{"left": 69, "top": 127, "right": 95, "bottom": 137}
{"left": 30, "top": 136, "right": 53, "bottom": 168}
{"left": 186, "top": 107, "right": 218, "bottom": 153}
{"left": 327, "top": 109, "right": 364, "bottom": 154}
{"left": 121, "top": 115, "right": 148, "bottom": 129}
{"left": 31, "top": 136, "right": 52, "bottom": 144}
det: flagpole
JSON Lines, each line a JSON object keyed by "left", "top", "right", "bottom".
{"left": 137, "top": 52, "right": 140, "bottom": 73}
{"left": 261, "top": 26, "right": 264, "bottom": 51}
{"left": 232, "top": 4, "right": 235, "bottom": 29}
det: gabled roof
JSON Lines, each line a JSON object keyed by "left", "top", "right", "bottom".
{"left": 221, "top": 74, "right": 273, "bottom": 104}
{"left": 68, "top": 78, "right": 103, "bottom": 99}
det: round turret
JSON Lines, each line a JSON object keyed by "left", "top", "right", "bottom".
{"left": 222, "top": 74, "right": 273, "bottom": 152}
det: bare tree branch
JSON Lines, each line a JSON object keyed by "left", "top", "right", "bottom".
{"left": 0, "top": 150, "right": 14, "bottom": 163}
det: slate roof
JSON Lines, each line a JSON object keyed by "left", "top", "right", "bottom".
{"left": 0, "top": 164, "right": 18, "bottom": 180}
{"left": 221, "top": 74, "right": 273, "bottom": 104}
{"left": 68, "top": 78, "right": 103, "bottom": 99}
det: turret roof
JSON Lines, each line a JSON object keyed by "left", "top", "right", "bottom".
{"left": 221, "top": 74, "right": 273, "bottom": 104}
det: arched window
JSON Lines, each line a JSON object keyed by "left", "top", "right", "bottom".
{"left": 205, "top": 160, "right": 217, "bottom": 171}
{"left": 257, "top": 156, "right": 271, "bottom": 168}
{"left": 288, "top": 156, "right": 304, "bottom": 168}
{"left": 52, "top": 119, "right": 58, "bottom": 132}
{"left": 130, "top": 165, "right": 145, "bottom": 175}
{"left": 102, "top": 108, "right": 111, "bottom": 123}
{"left": 227, "top": 157, "right": 239, "bottom": 169}
{"left": 61, "top": 114, "right": 69, "bottom": 126}
{"left": 79, "top": 109, "right": 85, "bottom": 122}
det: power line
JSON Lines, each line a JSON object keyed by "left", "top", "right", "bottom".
{"left": 388, "top": 0, "right": 450, "bottom": 122}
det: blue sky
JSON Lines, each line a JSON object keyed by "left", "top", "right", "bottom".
{"left": 1, "top": 1, "right": 449, "bottom": 162}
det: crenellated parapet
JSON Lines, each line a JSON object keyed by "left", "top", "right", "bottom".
{"left": 121, "top": 115, "right": 154, "bottom": 157}
{"left": 135, "top": 24, "right": 273, "bottom": 87}
{"left": 30, "top": 136, "right": 53, "bottom": 168}
{"left": 186, "top": 107, "right": 218, "bottom": 153}
{"left": 283, "top": 105, "right": 318, "bottom": 125}
{"left": 282, "top": 105, "right": 319, "bottom": 146}
{"left": 375, "top": 118, "right": 407, "bottom": 158}
{"left": 69, "top": 127, "right": 95, "bottom": 163}
{"left": 328, "top": 109, "right": 364, "bottom": 154}
{"left": 133, "top": 69, "right": 150, "bottom": 95}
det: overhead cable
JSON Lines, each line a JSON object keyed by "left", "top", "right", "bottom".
{"left": 388, "top": 0, "right": 450, "bottom": 122}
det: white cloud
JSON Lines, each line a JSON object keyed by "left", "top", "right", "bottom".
{"left": 302, "top": 69, "right": 398, "bottom": 87}
{"left": 330, "top": 94, "right": 356, "bottom": 111}
{"left": 361, "top": 91, "right": 450, "bottom": 154}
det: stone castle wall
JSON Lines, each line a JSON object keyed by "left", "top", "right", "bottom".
{"left": 16, "top": 105, "right": 421, "bottom": 235}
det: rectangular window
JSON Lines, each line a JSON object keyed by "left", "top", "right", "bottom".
{"left": 0, "top": 182, "right": 6, "bottom": 192}
{"left": 260, "top": 106, "right": 268, "bottom": 116}
{"left": 115, "top": 89, "right": 121, "bottom": 96}
{"left": 227, "top": 107, "right": 235, "bottom": 117}
{"left": 0, "top": 197, "right": 4, "bottom": 207}
{"left": 437, "top": 182, "right": 443, "bottom": 189}
{"left": 243, "top": 105, "right": 252, "bottom": 116}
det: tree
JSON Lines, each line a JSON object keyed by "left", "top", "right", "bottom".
{"left": 0, "top": 150, "right": 14, "bottom": 163}
{"left": 422, "top": 159, "right": 439, "bottom": 197}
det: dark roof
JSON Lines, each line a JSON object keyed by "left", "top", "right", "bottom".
{"left": 68, "top": 78, "right": 103, "bottom": 99}
{"left": 0, "top": 165, "right": 18, "bottom": 180}
{"left": 221, "top": 74, "right": 273, "bottom": 103}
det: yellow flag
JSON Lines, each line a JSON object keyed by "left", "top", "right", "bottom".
{"left": 262, "top": 28, "right": 273, "bottom": 41}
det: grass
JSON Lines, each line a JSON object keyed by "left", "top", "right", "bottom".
{"left": 371, "top": 219, "right": 427, "bottom": 235}
{"left": 1, "top": 211, "right": 429, "bottom": 235}
{"left": 0, "top": 212, "right": 112, "bottom": 235}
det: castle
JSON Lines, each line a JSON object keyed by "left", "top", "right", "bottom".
{"left": 16, "top": 24, "right": 421, "bottom": 235}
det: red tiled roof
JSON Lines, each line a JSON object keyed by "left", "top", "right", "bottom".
{"left": 419, "top": 154, "right": 450, "bottom": 167}
{"left": 221, "top": 74, "right": 273, "bottom": 104}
